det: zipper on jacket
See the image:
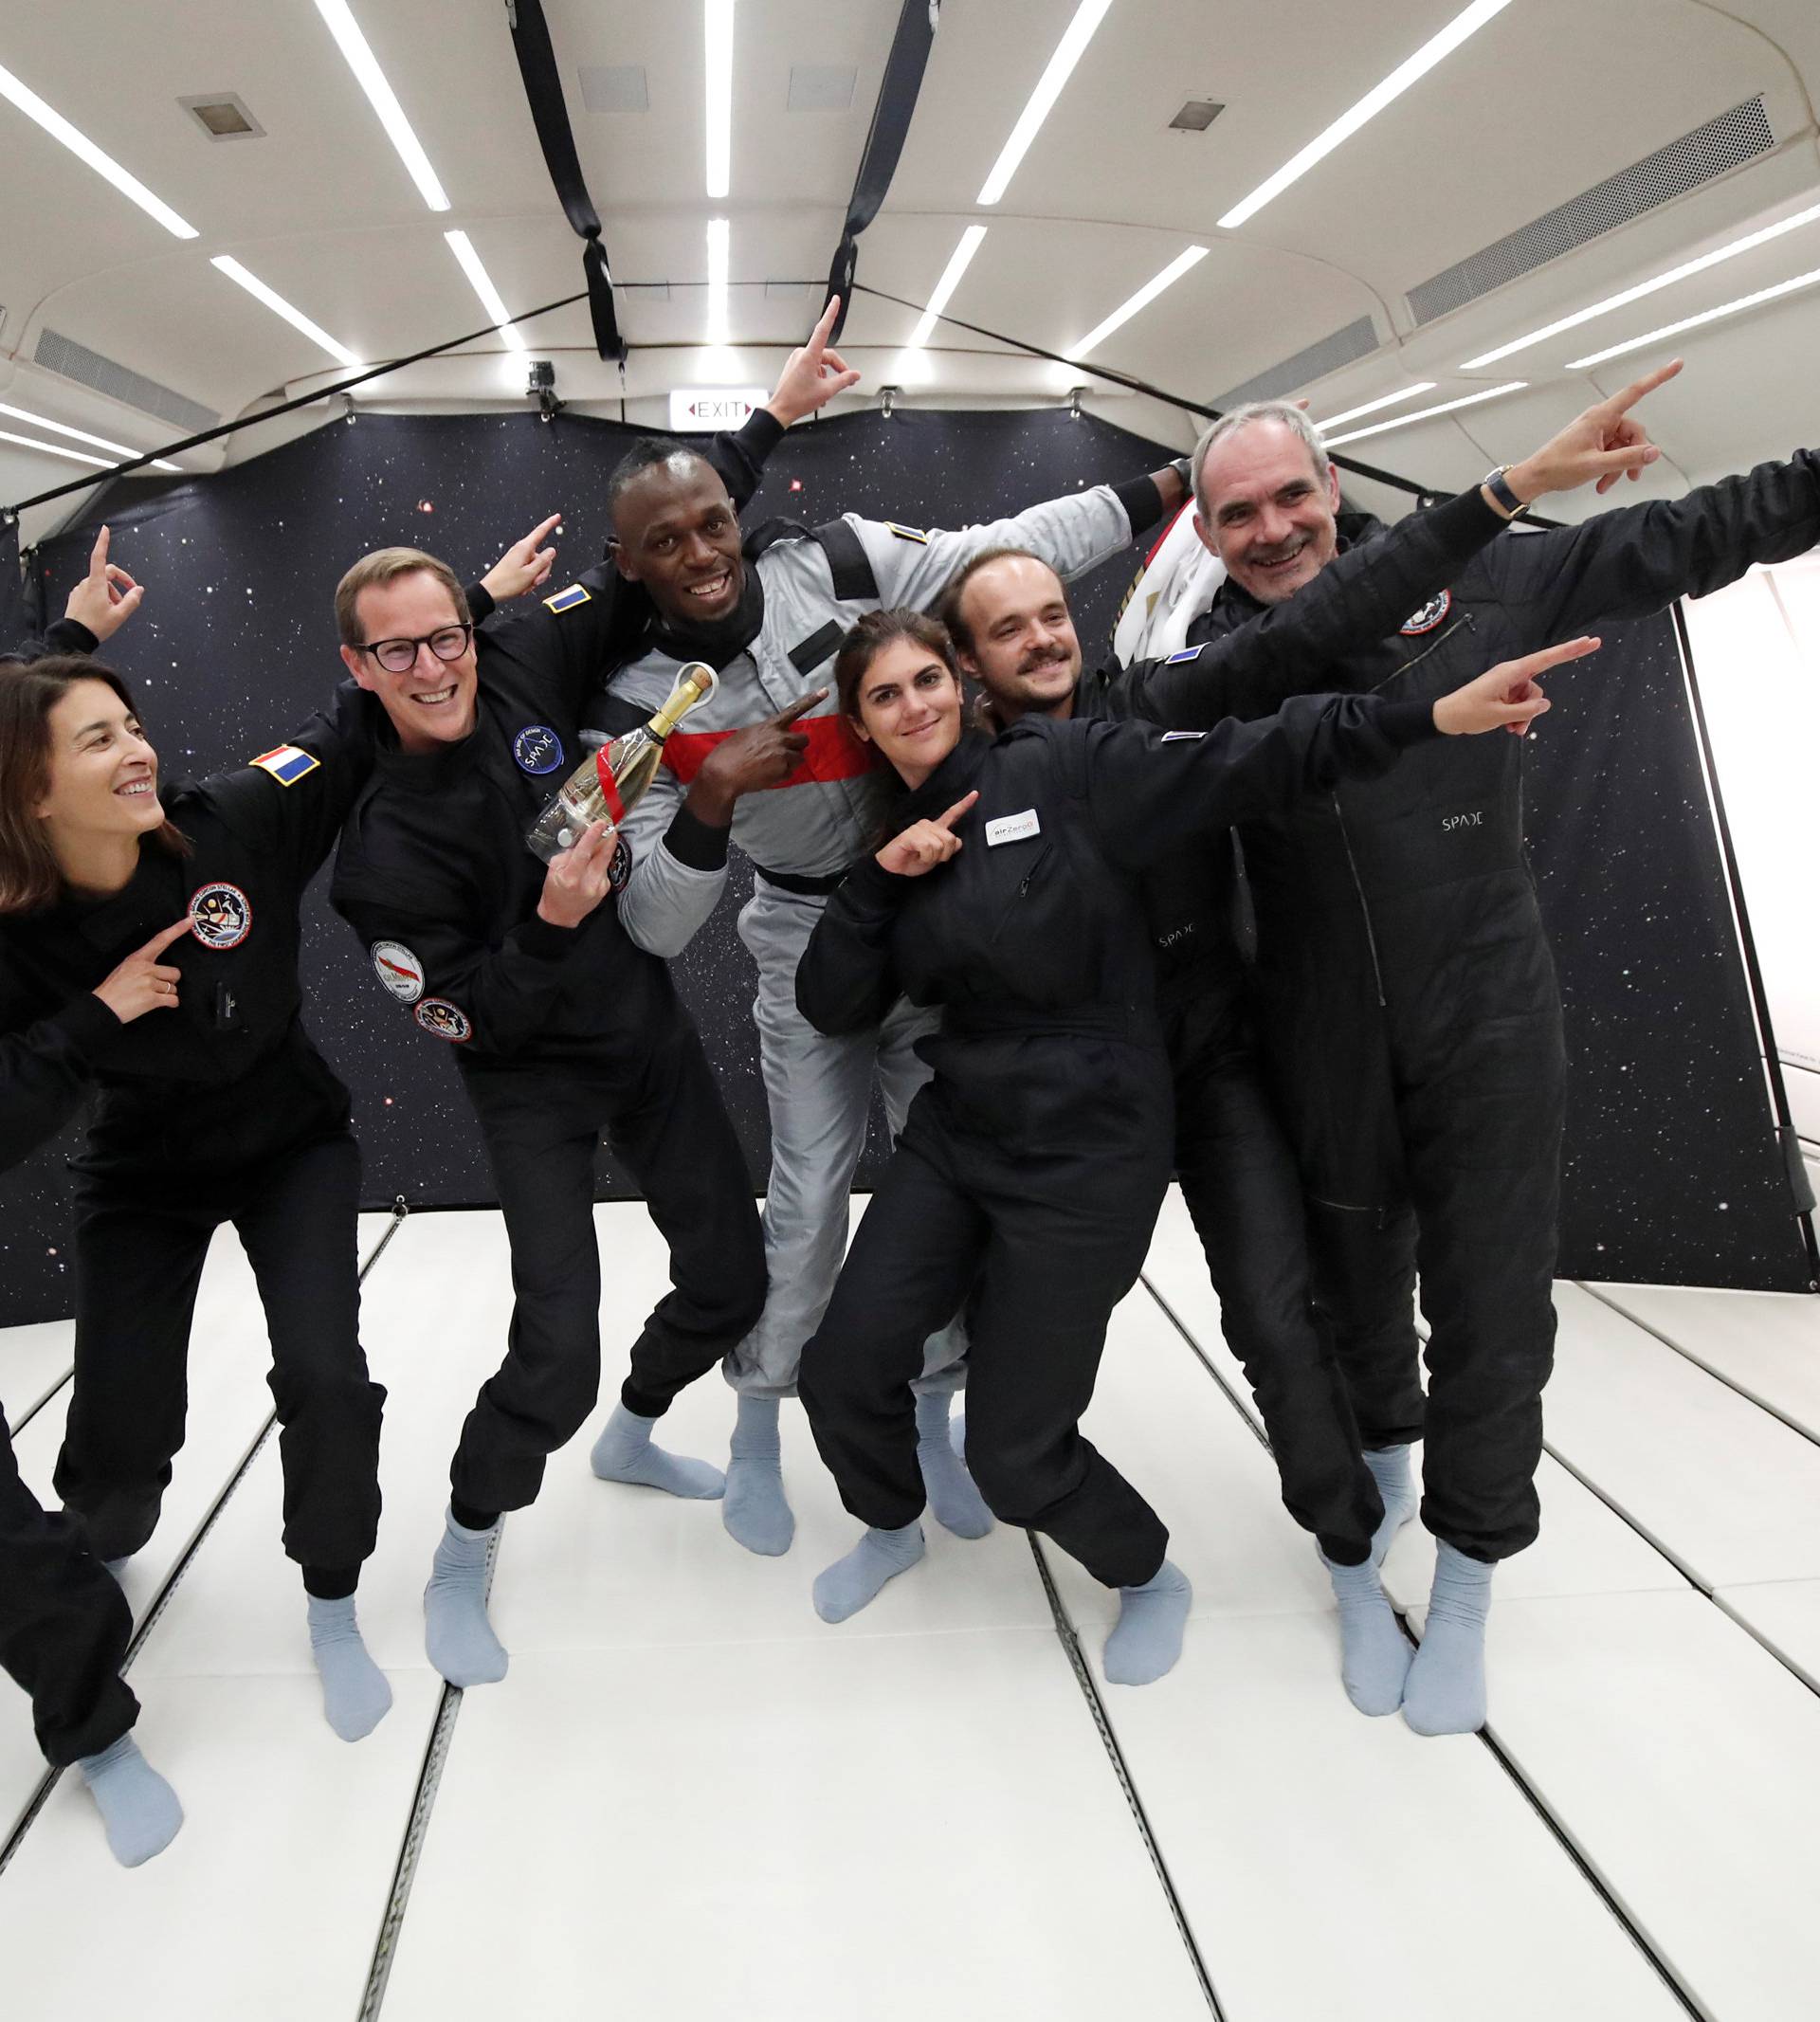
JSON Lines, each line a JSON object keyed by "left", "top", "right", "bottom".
{"left": 992, "top": 842, "right": 1052, "bottom": 941}
{"left": 1337, "top": 609, "right": 1477, "bottom": 1010}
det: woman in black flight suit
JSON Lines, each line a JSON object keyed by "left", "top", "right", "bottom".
{"left": 794, "top": 608, "right": 1583, "bottom": 1685}
{"left": 0, "top": 559, "right": 388, "bottom": 1756}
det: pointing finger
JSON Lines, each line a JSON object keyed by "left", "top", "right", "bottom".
{"left": 146, "top": 918, "right": 193, "bottom": 956}
{"left": 937, "top": 790, "right": 980, "bottom": 831}
{"left": 1510, "top": 635, "right": 1601, "bottom": 680}
{"left": 773, "top": 687, "right": 828, "bottom": 726}
{"left": 809, "top": 295, "right": 840, "bottom": 351}
{"left": 526, "top": 513, "right": 564, "bottom": 549}
{"left": 88, "top": 525, "right": 111, "bottom": 575}
{"left": 1601, "top": 357, "right": 1683, "bottom": 416}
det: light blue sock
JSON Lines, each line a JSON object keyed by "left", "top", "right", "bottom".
{"left": 1103, "top": 1559, "right": 1192, "bottom": 1685}
{"left": 306, "top": 1594, "right": 393, "bottom": 1741}
{"left": 77, "top": 1734, "right": 182, "bottom": 1867}
{"left": 1366, "top": 1445, "right": 1418, "bottom": 1565}
{"left": 591, "top": 1402, "right": 726, "bottom": 1500}
{"left": 1402, "top": 1542, "right": 1494, "bottom": 1736}
{"left": 812, "top": 1521, "right": 925, "bottom": 1623}
{"left": 424, "top": 1508, "right": 508, "bottom": 1688}
{"left": 916, "top": 1394, "right": 993, "bottom": 1539}
{"left": 722, "top": 1395, "right": 793, "bottom": 1556}
{"left": 1320, "top": 1550, "right": 1414, "bottom": 1716}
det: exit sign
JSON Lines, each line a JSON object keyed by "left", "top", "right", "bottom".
{"left": 669, "top": 387, "right": 769, "bottom": 431}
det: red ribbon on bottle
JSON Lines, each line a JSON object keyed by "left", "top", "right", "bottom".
{"left": 593, "top": 746, "right": 627, "bottom": 827}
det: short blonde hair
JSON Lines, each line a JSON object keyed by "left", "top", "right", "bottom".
{"left": 334, "top": 547, "right": 469, "bottom": 647}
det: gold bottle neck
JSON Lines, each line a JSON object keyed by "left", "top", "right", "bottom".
{"left": 647, "top": 668, "right": 713, "bottom": 739}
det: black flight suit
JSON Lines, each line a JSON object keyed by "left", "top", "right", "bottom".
{"left": 1142, "top": 450, "right": 1820, "bottom": 1562}
{"left": 0, "top": 665, "right": 385, "bottom": 1582}
{"left": 1077, "top": 482, "right": 1511, "bottom": 1562}
{"left": 329, "top": 419, "right": 781, "bottom": 1521}
{"left": 795, "top": 693, "right": 1438, "bottom": 1588}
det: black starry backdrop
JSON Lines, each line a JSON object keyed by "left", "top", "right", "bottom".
{"left": 0, "top": 409, "right": 1805, "bottom": 1320}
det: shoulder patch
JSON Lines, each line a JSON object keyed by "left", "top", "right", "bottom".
{"left": 1163, "top": 646, "right": 1204, "bottom": 665}
{"left": 188, "top": 881, "right": 252, "bottom": 950}
{"left": 609, "top": 836, "right": 633, "bottom": 894}
{"left": 250, "top": 743, "right": 320, "bottom": 787}
{"left": 414, "top": 997, "right": 472, "bottom": 1043}
{"left": 371, "top": 940, "right": 426, "bottom": 1004}
{"left": 543, "top": 582, "right": 592, "bottom": 614}
{"left": 884, "top": 523, "right": 928, "bottom": 545}
{"left": 1400, "top": 589, "right": 1452, "bottom": 636}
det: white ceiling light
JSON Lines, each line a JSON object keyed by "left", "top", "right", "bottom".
{"left": 210, "top": 256, "right": 360, "bottom": 368}
{"left": 706, "top": 217, "right": 731, "bottom": 345}
{"left": 1218, "top": 0, "right": 1515, "bottom": 230}
{"left": 1462, "top": 197, "right": 1820, "bottom": 368}
{"left": 705, "top": 0, "right": 736, "bottom": 199}
{"left": 1313, "top": 383, "right": 1438, "bottom": 431}
{"left": 445, "top": 231, "right": 526, "bottom": 351}
{"left": 0, "top": 427, "right": 115, "bottom": 469}
{"left": 1323, "top": 380, "right": 1527, "bottom": 446}
{"left": 0, "top": 59, "right": 197, "bottom": 238}
{"left": 1566, "top": 265, "right": 1820, "bottom": 370}
{"left": 907, "top": 226, "right": 989, "bottom": 349}
{"left": 0, "top": 402, "right": 182, "bottom": 471}
{"left": 977, "top": 0, "right": 1114, "bottom": 206}
{"left": 1066, "top": 245, "right": 1209, "bottom": 359}
{"left": 311, "top": 0, "right": 449, "bottom": 210}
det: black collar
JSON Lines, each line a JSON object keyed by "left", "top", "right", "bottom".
{"left": 897, "top": 728, "right": 994, "bottom": 826}
{"left": 647, "top": 566, "right": 766, "bottom": 672}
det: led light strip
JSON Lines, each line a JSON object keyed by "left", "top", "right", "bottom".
{"left": 444, "top": 232, "right": 525, "bottom": 351}
{"left": 0, "top": 428, "right": 115, "bottom": 469}
{"left": 312, "top": 0, "right": 449, "bottom": 210}
{"left": 1323, "top": 380, "right": 1527, "bottom": 446}
{"left": 1313, "top": 383, "right": 1438, "bottom": 431}
{"left": 1566, "top": 265, "right": 1820, "bottom": 369}
{"left": 1219, "top": 0, "right": 1515, "bottom": 230}
{"left": 210, "top": 257, "right": 361, "bottom": 368}
{"left": 705, "top": 0, "right": 736, "bottom": 200}
{"left": 977, "top": 0, "right": 1114, "bottom": 206}
{"left": 1066, "top": 246, "right": 1208, "bottom": 360}
{"left": 906, "top": 226, "right": 990, "bottom": 349}
{"left": 0, "top": 59, "right": 196, "bottom": 237}
{"left": 1463, "top": 197, "right": 1820, "bottom": 369}
{"left": 0, "top": 403, "right": 180, "bottom": 471}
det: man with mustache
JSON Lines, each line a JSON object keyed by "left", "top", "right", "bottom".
{"left": 594, "top": 437, "right": 1194, "bottom": 1557}
{"left": 937, "top": 392, "right": 1655, "bottom": 1713}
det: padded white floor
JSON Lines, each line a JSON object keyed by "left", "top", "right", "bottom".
{"left": 3, "top": 1193, "right": 1817, "bottom": 2021}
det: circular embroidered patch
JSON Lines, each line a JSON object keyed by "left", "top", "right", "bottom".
{"left": 609, "top": 835, "right": 633, "bottom": 895}
{"left": 1400, "top": 589, "right": 1451, "bottom": 636}
{"left": 513, "top": 724, "right": 565, "bottom": 775}
{"left": 188, "top": 882, "right": 251, "bottom": 950}
{"left": 371, "top": 940, "right": 426, "bottom": 1004}
{"left": 414, "top": 997, "right": 472, "bottom": 1043}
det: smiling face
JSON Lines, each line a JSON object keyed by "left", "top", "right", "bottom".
{"left": 610, "top": 453, "right": 745, "bottom": 628}
{"left": 849, "top": 635, "right": 965, "bottom": 789}
{"left": 952, "top": 555, "right": 1081, "bottom": 721}
{"left": 36, "top": 678, "right": 166, "bottom": 848}
{"left": 340, "top": 569, "right": 478, "bottom": 753}
{"left": 1193, "top": 417, "right": 1341, "bottom": 604}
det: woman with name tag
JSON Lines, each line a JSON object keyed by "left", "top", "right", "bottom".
{"left": 793, "top": 608, "right": 1592, "bottom": 1684}
{"left": 0, "top": 533, "right": 391, "bottom": 1790}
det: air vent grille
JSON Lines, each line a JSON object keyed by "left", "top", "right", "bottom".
{"left": 1170, "top": 100, "right": 1224, "bottom": 133}
{"left": 1216, "top": 315, "right": 1378, "bottom": 407}
{"left": 1409, "top": 95, "right": 1775, "bottom": 326}
{"left": 34, "top": 330, "right": 218, "bottom": 436}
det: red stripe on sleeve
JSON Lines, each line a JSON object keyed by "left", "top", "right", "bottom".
{"left": 662, "top": 714, "right": 879, "bottom": 790}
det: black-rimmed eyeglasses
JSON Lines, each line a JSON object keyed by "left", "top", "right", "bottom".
{"left": 355, "top": 623, "right": 474, "bottom": 676}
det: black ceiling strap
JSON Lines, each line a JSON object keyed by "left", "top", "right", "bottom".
{"left": 823, "top": 1, "right": 942, "bottom": 343}
{"left": 508, "top": 0, "right": 627, "bottom": 364}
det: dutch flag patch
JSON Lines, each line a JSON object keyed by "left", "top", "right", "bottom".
{"left": 543, "top": 582, "right": 592, "bottom": 613}
{"left": 250, "top": 744, "right": 320, "bottom": 787}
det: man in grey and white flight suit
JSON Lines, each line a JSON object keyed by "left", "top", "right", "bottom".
{"left": 592, "top": 437, "right": 1187, "bottom": 1554}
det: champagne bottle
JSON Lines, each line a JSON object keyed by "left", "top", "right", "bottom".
{"left": 526, "top": 662, "right": 719, "bottom": 864}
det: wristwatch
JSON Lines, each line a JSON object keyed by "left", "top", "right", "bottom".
{"left": 1482, "top": 465, "right": 1525, "bottom": 517}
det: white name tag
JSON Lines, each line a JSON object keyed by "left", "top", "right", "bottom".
{"left": 1160, "top": 730, "right": 1206, "bottom": 743}
{"left": 986, "top": 809, "right": 1042, "bottom": 847}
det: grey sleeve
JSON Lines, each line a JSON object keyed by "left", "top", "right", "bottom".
{"left": 849, "top": 483, "right": 1137, "bottom": 610}
{"left": 611, "top": 755, "right": 729, "bottom": 956}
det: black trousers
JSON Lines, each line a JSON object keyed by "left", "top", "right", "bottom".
{"left": 1303, "top": 993, "right": 1567, "bottom": 1564}
{"left": 53, "top": 1129, "right": 385, "bottom": 1572}
{"left": 454, "top": 1029, "right": 769, "bottom": 1515}
{"left": 801, "top": 1055, "right": 1173, "bottom": 1591}
{"left": 1167, "top": 993, "right": 1382, "bottom": 1565}
{"left": 1, "top": 1408, "right": 136, "bottom": 1768}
